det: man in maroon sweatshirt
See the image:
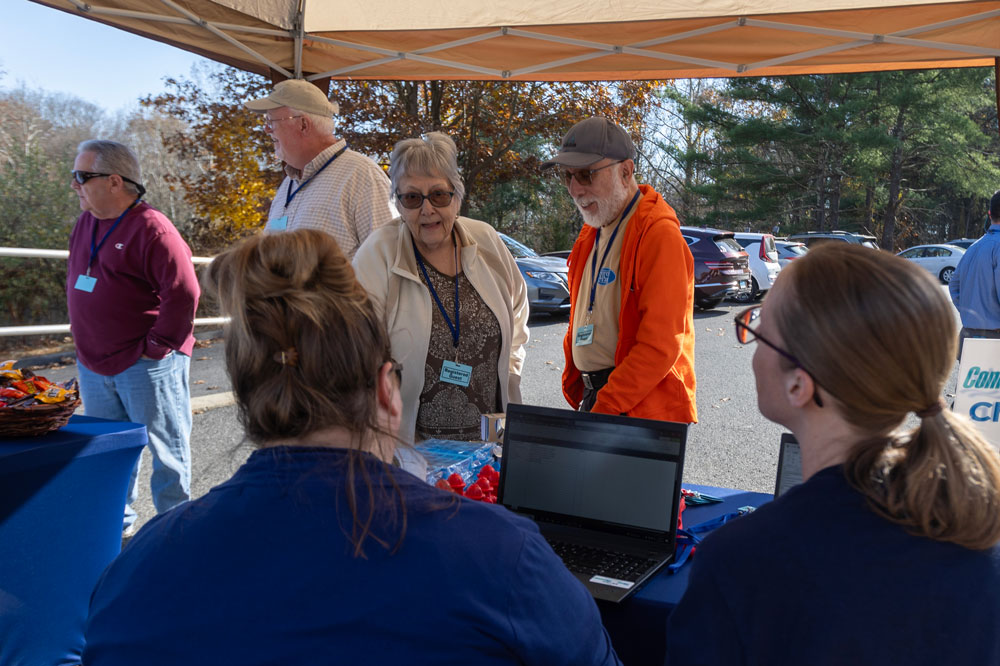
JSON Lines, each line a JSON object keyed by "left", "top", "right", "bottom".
{"left": 66, "top": 139, "right": 200, "bottom": 537}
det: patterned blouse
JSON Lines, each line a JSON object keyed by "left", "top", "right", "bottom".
{"left": 415, "top": 259, "right": 503, "bottom": 441}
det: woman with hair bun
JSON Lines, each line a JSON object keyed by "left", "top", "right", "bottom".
{"left": 353, "top": 132, "right": 529, "bottom": 446}
{"left": 83, "top": 229, "right": 620, "bottom": 666}
{"left": 666, "top": 242, "right": 1000, "bottom": 665}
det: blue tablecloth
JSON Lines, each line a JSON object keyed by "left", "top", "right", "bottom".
{"left": 0, "top": 415, "right": 147, "bottom": 666}
{"left": 598, "top": 484, "right": 773, "bottom": 666}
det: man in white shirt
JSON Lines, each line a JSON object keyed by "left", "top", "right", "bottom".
{"left": 245, "top": 79, "right": 395, "bottom": 258}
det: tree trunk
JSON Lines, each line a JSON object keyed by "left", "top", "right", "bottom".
{"left": 880, "top": 106, "right": 907, "bottom": 250}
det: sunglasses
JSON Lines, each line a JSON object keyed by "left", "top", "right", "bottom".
{"left": 396, "top": 190, "right": 455, "bottom": 210}
{"left": 557, "top": 160, "right": 623, "bottom": 187}
{"left": 734, "top": 306, "right": 824, "bottom": 407}
{"left": 71, "top": 170, "right": 147, "bottom": 196}
{"left": 71, "top": 171, "right": 112, "bottom": 185}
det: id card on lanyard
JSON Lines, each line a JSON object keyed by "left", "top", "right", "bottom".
{"left": 73, "top": 199, "right": 140, "bottom": 293}
{"left": 413, "top": 235, "right": 473, "bottom": 387}
{"left": 574, "top": 190, "right": 641, "bottom": 347}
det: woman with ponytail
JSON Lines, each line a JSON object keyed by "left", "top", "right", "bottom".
{"left": 83, "top": 230, "right": 620, "bottom": 666}
{"left": 666, "top": 242, "right": 1000, "bottom": 665}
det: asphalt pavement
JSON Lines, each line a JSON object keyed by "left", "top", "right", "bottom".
{"left": 16, "top": 291, "right": 960, "bottom": 534}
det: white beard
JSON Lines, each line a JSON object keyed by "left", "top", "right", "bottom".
{"left": 575, "top": 176, "right": 631, "bottom": 228}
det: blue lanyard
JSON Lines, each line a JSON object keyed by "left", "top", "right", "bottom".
{"left": 284, "top": 145, "right": 347, "bottom": 209}
{"left": 88, "top": 198, "right": 141, "bottom": 275}
{"left": 413, "top": 235, "right": 461, "bottom": 348}
{"left": 587, "top": 190, "right": 641, "bottom": 313}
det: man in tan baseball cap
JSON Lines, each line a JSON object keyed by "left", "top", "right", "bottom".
{"left": 245, "top": 79, "right": 394, "bottom": 258}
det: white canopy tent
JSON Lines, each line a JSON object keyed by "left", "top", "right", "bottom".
{"left": 29, "top": 0, "right": 1000, "bottom": 83}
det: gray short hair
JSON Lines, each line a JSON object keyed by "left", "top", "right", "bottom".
{"left": 78, "top": 139, "right": 143, "bottom": 196}
{"left": 388, "top": 132, "right": 465, "bottom": 203}
{"left": 302, "top": 111, "right": 335, "bottom": 136}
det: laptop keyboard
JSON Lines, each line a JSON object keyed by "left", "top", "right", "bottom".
{"left": 547, "top": 540, "right": 661, "bottom": 582}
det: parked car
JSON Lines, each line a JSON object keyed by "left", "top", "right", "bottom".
{"left": 896, "top": 244, "right": 966, "bottom": 284}
{"left": 541, "top": 250, "right": 572, "bottom": 260}
{"left": 945, "top": 238, "right": 977, "bottom": 249}
{"left": 733, "top": 232, "right": 782, "bottom": 301}
{"left": 498, "top": 233, "right": 570, "bottom": 314}
{"left": 786, "top": 230, "right": 880, "bottom": 249}
{"left": 680, "top": 227, "right": 752, "bottom": 309}
{"left": 774, "top": 240, "right": 808, "bottom": 268}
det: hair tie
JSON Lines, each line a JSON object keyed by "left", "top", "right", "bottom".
{"left": 916, "top": 398, "right": 945, "bottom": 419}
{"left": 274, "top": 347, "right": 298, "bottom": 367}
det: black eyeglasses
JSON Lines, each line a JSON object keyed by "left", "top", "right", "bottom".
{"left": 389, "top": 359, "right": 403, "bottom": 382}
{"left": 558, "top": 160, "right": 623, "bottom": 187}
{"left": 71, "top": 170, "right": 147, "bottom": 196}
{"left": 396, "top": 190, "right": 455, "bottom": 210}
{"left": 71, "top": 171, "right": 111, "bottom": 185}
{"left": 734, "top": 306, "right": 824, "bottom": 407}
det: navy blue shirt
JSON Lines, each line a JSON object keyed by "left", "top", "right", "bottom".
{"left": 84, "top": 447, "right": 620, "bottom": 666}
{"left": 665, "top": 465, "right": 1000, "bottom": 666}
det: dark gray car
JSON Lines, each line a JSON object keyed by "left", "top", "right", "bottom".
{"left": 499, "top": 233, "right": 570, "bottom": 314}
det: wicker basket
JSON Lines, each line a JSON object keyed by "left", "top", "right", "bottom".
{"left": 0, "top": 398, "right": 81, "bottom": 438}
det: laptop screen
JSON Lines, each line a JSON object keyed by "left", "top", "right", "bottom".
{"left": 499, "top": 404, "right": 686, "bottom": 538}
{"left": 774, "top": 433, "right": 803, "bottom": 498}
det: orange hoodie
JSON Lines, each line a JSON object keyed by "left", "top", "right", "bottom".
{"left": 562, "top": 185, "right": 697, "bottom": 423}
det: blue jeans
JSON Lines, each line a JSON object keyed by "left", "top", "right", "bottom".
{"left": 78, "top": 352, "right": 192, "bottom": 528}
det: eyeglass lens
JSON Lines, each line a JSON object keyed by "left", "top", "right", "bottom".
{"left": 735, "top": 307, "right": 761, "bottom": 344}
{"left": 560, "top": 169, "right": 596, "bottom": 187}
{"left": 263, "top": 116, "right": 301, "bottom": 128}
{"left": 397, "top": 190, "right": 455, "bottom": 209}
{"left": 72, "top": 171, "right": 110, "bottom": 185}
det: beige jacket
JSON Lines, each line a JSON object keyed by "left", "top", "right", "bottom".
{"left": 353, "top": 217, "right": 529, "bottom": 444}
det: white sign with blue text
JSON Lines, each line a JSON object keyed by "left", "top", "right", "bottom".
{"left": 954, "top": 338, "right": 1000, "bottom": 449}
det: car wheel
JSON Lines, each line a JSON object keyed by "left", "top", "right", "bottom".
{"left": 939, "top": 267, "right": 955, "bottom": 284}
{"left": 696, "top": 298, "right": 722, "bottom": 310}
{"left": 750, "top": 277, "right": 761, "bottom": 300}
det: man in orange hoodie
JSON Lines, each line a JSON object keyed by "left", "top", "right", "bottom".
{"left": 544, "top": 117, "right": 697, "bottom": 423}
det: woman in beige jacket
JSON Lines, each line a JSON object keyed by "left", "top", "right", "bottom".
{"left": 353, "top": 132, "right": 529, "bottom": 445}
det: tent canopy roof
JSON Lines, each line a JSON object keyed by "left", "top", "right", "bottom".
{"left": 32, "top": 0, "right": 1000, "bottom": 81}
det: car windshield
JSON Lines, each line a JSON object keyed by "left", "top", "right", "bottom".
{"left": 763, "top": 236, "right": 777, "bottom": 254}
{"left": 500, "top": 234, "right": 538, "bottom": 258}
{"left": 783, "top": 244, "right": 807, "bottom": 256}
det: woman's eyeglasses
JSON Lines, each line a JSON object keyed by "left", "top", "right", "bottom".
{"left": 389, "top": 359, "right": 403, "bottom": 382}
{"left": 733, "top": 306, "right": 824, "bottom": 407}
{"left": 396, "top": 190, "right": 455, "bottom": 209}
{"left": 557, "top": 160, "right": 623, "bottom": 187}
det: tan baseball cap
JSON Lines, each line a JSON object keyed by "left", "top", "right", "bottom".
{"left": 244, "top": 79, "right": 340, "bottom": 116}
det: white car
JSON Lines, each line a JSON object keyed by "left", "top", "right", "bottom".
{"left": 897, "top": 244, "right": 966, "bottom": 284}
{"left": 733, "top": 232, "right": 782, "bottom": 301}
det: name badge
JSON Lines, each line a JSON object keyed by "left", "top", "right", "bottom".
{"left": 267, "top": 216, "right": 288, "bottom": 231}
{"left": 440, "top": 360, "right": 473, "bottom": 387}
{"left": 575, "top": 324, "right": 595, "bottom": 346}
{"left": 597, "top": 267, "right": 616, "bottom": 285}
{"left": 74, "top": 274, "right": 97, "bottom": 292}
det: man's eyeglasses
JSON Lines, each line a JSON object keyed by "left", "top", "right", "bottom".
{"left": 71, "top": 171, "right": 112, "bottom": 185}
{"left": 396, "top": 190, "right": 455, "bottom": 210}
{"left": 262, "top": 115, "right": 302, "bottom": 129}
{"left": 557, "top": 160, "right": 623, "bottom": 187}
{"left": 734, "top": 306, "right": 824, "bottom": 407}
{"left": 71, "top": 170, "right": 147, "bottom": 196}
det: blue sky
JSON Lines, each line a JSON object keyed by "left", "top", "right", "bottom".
{"left": 1, "top": 1, "right": 212, "bottom": 112}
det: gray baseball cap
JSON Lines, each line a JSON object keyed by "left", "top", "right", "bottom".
{"left": 541, "top": 117, "right": 636, "bottom": 169}
{"left": 244, "top": 79, "right": 340, "bottom": 116}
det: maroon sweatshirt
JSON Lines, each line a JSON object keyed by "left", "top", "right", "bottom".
{"left": 66, "top": 202, "right": 199, "bottom": 376}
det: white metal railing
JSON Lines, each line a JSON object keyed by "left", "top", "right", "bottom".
{"left": 0, "top": 247, "right": 228, "bottom": 337}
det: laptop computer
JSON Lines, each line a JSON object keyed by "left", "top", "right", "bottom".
{"left": 774, "top": 433, "right": 803, "bottom": 498}
{"left": 498, "top": 403, "right": 687, "bottom": 603}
